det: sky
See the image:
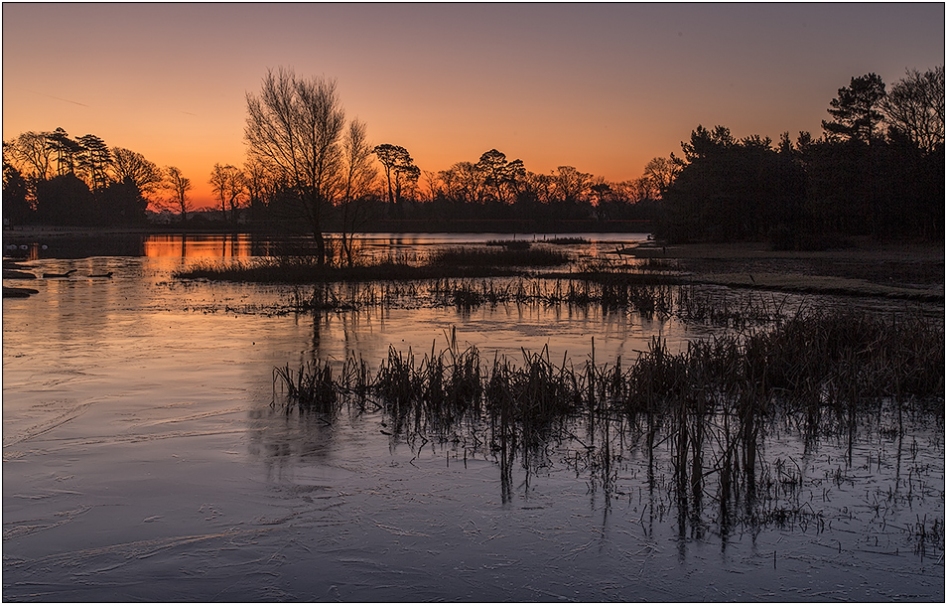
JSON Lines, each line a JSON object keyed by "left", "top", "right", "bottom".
{"left": 3, "top": 3, "right": 944, "bottom": 209}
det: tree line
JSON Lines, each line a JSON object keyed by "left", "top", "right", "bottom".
{"left": 238, "top": 68, "right": 668, "bottom": 263}
{"left": 656, "top": 67, "right": 944, "bottom": 247}
{"left": 4, "top": 65, "right": 943, "bottom": 255}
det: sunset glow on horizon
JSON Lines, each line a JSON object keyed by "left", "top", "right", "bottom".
{"left": 3, "top": 3, "right": 944, "bottom": 209}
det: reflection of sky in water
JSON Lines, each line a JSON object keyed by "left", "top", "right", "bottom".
{"left": 137, "top": 232, "right": 654, "bottom": 273}
{"left": 3, "top": 235, "right": 943, "bottom": 601}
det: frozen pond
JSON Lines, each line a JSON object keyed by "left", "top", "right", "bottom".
{"left": 3, "top": 234, "right": 944, "bottom": 601}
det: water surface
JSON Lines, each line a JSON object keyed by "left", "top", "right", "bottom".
{"left": 3, "top": 234, "right": 943, "bottom": 601}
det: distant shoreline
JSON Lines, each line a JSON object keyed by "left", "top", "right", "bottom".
{"left": 630, "top": 238, "right": 944, "bottom": 302}
{"left": 4, "top": 228, "right": 942, "bottom": 302}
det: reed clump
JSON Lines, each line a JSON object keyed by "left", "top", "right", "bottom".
{"left": 485, "top": 239, "right": 532, "bottom": 250}
{"left": 544, "top": 236, "right": 589, "bottom": 245}
{"left": 428, "top": 246, "right": 569, "bottom": 268}
{"left": 272, "top": 361, "right": 337, "bottom": 414}
{"left": 271, "top": 309, "right": 943, "bottom": 529}
{"left": 273, "top": 310, "right": 943, "bottom": 424}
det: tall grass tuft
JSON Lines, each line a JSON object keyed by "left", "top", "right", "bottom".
{"left": 273, "top": 361, "right": 337, "bottom": 415}
{"left": 428, "top": 247, "right": 569, "bottom": 268}
{"left": 271, "top": 309, "right": 943, "bottom": 532}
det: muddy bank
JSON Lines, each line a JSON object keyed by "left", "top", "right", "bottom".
{"left": 631, "top": 240, "right": 944, "bottom": 301}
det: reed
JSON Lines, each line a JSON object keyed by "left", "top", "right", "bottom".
{"left": 272, "top": 361, "right": 337, "bottom": 415}
{"left": 428, "top": 246, "right": 570, "bottom": 268}
{"left": 270, "top": 309, "right": 943, "bottom": 537}
{"left": 485, "top": 239, "right": 532, "bottom": 250}
{"left": 544, "top": 236, "right": 589, "bottom": 245}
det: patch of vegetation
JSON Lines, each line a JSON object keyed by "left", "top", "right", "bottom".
{"left": 273, "top": 310, "right": 944, "bottom": 522}
{"left": 544, "top": 236, "right": 589, "bottom": 245}
{"left": 174, "top": 257, "right": 520, "bottom": 283}
{"left": 486, "top": 239, "right": 531, "bottom": 250}
{"left": 428, "top": 246, "right": 570, "bottom": 268}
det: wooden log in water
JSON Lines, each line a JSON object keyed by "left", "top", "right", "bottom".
{"left": 3, "top": 286, "right": 39, "bottom": 298}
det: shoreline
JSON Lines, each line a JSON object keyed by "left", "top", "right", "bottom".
{"left": 3, "top": 229, "right": 943, "bottom": 302}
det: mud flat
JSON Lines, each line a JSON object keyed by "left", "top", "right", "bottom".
{"left": 631, "top": 240, "right": 944, "bottom": 301}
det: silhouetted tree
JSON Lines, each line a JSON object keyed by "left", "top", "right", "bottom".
{"left": 822, "top": 73, "right": 887, "bottom": 144}
{"left": 339, "top": 119, "right": 377, "bottom": 266}
{"left": 245, "top": 67, "right": 346, "bottom": 265}
{"left": 8, "top": 131, "right": 55, "bottom": 182}
{"left": 77, "top": 134, "right": 111, "bottom": 191}
{"left": 552, "top": 166, "right": 591, "bottom": 203}
{"left": 47, "top": 127, "right": 83, "bottom": 176}
{"left": 112, "top": 147, "right": 163, "bottom": 197}
{"left": 35, "top": 173, "right": 93, "bottom": 225}
{"left": 883, "top": 66, "right": 945, "bottom": 154}
{"left": 641, "top": 155, "right": 681, "bottom": 198}
{"left": 660, "top": 125, "right": 794, "bottom": 243}
{"left": 209, "top": 163, "right": 245, "bottom": 225}
{"left": 243, "top": 158, "right": 275, "bottom": 228}
{"left": 523, "top": 171, "right": 556, "bottom": 204}
{"left": 475, "top": 149, "right": 525, "bottom": 203}
{"left": 3, "top": 149, "right": 31, "bottom": 225}
{"left": 98, "top": 177, "right": 147, "bottom": 225}
{"left": 164, "top": 165, "right": 192, "bottom": 224}
{"left": 373, "top": 143, "right": 418, "bottom": 206}
{"left": 438, "top": 161, "right": 483, "bottom": 204}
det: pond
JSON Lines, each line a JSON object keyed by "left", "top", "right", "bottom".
{"left": 3, "top": 233, "right": 944, "bottom": 601}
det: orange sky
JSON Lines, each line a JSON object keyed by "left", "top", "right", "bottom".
{"left": 3, "top": 3, "right": 944, "bottom": 209}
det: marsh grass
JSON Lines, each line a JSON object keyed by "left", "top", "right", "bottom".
{"left": 272, "top": 310, "right": 944, "bottom": 531}
{"left": 272, "top": 361, "right": 337, "bottom": 414}
{"left": 176, "top": 245, "right": 572, "bottom": 286}
{"left": 280, "top": 276, "right": 798, "bottom": 329}
{"left": 486, "top": 239, "right": 532, "bottom": 250}
{"left": 544, "top": 236, "right": 589, "bottom": 245}
{"left": 176, "top": 257, "right": 522, "bottom": 284}
{"left": 428, "top": 246, "right": 569, "bottom": 268}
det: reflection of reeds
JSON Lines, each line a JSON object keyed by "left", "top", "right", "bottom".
{"left": 271, "top": 310, "right": 943, "bottom": 536}
{"left": 911, "top": 515, "right": 945, "bottom": 558}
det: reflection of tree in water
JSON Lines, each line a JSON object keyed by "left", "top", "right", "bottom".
{"left": 269, "top": 311, "right": 944, "bottom": 553}
{"left": 247, "top": 404, "right": 338, "bottom": 482}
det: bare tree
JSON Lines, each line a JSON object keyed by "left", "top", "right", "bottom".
{"left": 209, "top": 163, "right": 246, "bottom": 225}
{"left": 339, "top": 119, "right": 377, "bottom": 267}
{"left": 475, "top": 149, "right": 526, "bottom": 203}
{"left": 243, "top": 158, "right": 275, "bottom": 224}
{"left": 552, "top": 166, "right": 591, "bottom": 203}
{"left": 165, "top": 165, "right": 192, "bottom": 224}
{"left": 641, "top": 155, "right": 681, "bottom": 198}
{"left": 421, "top": 170, "right": 441, "bottom": 202}
{"left": 523, "top": 171, "right": 555, "bottom": 204}
{"left": 245, "top": 67, "right": 346, "bottom": 265}
{"left": 8, "top": 131, "right": 56, "bottom": 181}
{"left": 438, "top": 161, "right": 484, "bottom": 204}
{"left": 112, "top": 148, "right": 163, "bottom": 196}
{"left": 883, "top": 66, "right": 945, "bottom": 154}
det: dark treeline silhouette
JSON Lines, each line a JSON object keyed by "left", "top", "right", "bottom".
{"left": 252, "top": 150, "right": 661, "bottom": 236}
{"left": 657, "top": 68, "right": 945, "bottom": 247}
{"left": 2, "top": 128, "right": 162, "bottom": 227}
{"left": 5, "top": 67, "right": 942, "bottom": 250}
